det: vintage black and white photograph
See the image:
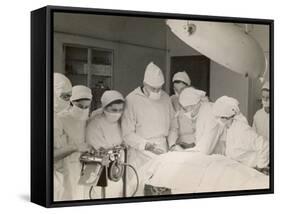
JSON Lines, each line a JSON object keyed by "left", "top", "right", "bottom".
{"left": 52, "top": 10, "right": 271, "bottom": 202}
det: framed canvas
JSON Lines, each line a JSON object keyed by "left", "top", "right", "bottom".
{"left": 31, "top": 5, "right": 274, "bottom": 207}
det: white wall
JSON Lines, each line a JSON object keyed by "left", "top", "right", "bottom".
{"left": 210, "top": 62, "right": 249, "bottom": 115}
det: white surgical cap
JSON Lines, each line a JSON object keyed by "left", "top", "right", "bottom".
{"left": 179, "top": 87, "right": 206, "bottom": 107}
{"left": 262, "top": 81, "right": 269, "bottom": 90}
{"left": 70, "top": 85, "right": 92, "bottom": 101}
{"left": 101, "top": 90, "right": 125, "bottom": 108}
{"left": 143, "top": 62, "right": 164, "bottom": 88}
{"left": 172, "top": 71, "right": 191, "bottom": 86}
{"left": 54, "top": 73, "right": 72, "bottom": 96}
{"left": 213, "top": 96, "right": 240, "bottom": 117}
{"left": 54, "top": 73, "right": 72, "bottom": 113}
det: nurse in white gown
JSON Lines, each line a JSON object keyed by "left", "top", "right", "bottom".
{"left": 59, "top": 85, "right": 92, "bottom": 200}
{"left": 86, "top": 90, "right": 125, "bottom": 198}
{"left": 253, "top": 81, "right": 270, "bottom": 140}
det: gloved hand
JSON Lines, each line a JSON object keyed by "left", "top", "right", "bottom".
{"left": 145, "top": 142, "right": 165, "bottom": 155}
{"left": 170, "top": 144, "right": 184, "bottom": 152}
{"left": 178, "top": 142, "right": 195, "bottom": 149}
{"left": 152, "top": 147, "right": 165, "bottom": 155}
{"left": 145, "top": 142, "right": 155, "bottom": 151}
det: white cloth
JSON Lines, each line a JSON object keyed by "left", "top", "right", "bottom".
{"left": 53, "top": 114, "right": 68, "bottom": 201}
{"left": 121, "top": 87, "right": 177, "bottom": 183}
{"left": 170, "top": 94, "right": 181, "bottom": 112}
{"left": 101, "top": 90, "right": 125, "bottom": 108}
{"left": 226, "top": 116, "right": 269, "bottom": 168}
{"left": 143, "top": 62, "right": 164, "bottom": 87}
{"left": 70, "top": 85, "right": 92, "bottom": 101}
{"left": 213, "top": 96, "right": 240, "bottom": 117}
{"left": 132, "top": 151, "right": 269, "bottom": 195}
{"left": 253, "top": 108, "right": 269, "bottom": 140}
{"left": 172, "top": 71, "right": 191, "bottom": 86}
{"left": 54, "top": 170, "right": 64, "bottom": 201}
{"left": 58, "top": 109, "right": 89, "bottom": 200}
{"left": 179, "top": 87, "right": 206, "bottom": 107}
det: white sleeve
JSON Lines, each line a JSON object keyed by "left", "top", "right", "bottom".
{"left": 167, "top": 99, "right": 179, "bottom": 148}
{"left": 252, "top": 113, "right": 258, "bottom": 132}
{"left": 255, "top": 136, "right": 269, "bottom": 168}
{"left": 86, "top": 120, "right": 106, "bottom": 150}
{"left": 121, "top": 98, "right": 147, "bottom": 150}
{"left": 196, "top": 118, "right": 222, "bottom": 155}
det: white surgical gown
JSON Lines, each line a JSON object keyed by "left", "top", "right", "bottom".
{"left": 58, "top": 109, "right": 88, "bottom": 201}
{"left": 86, "top": 112, "right": 124, "bottom": 198}
{"left": 121, "top": 87, "right": 177, "bottom": 193}
{"left": 53, "top": 114, "right": 68, "bottom": 201}
{"left": 170, "top": 94, "right": 181, "bottom": 112}
{"left": 253, "top": 108, "right": 269, "bottom": 140}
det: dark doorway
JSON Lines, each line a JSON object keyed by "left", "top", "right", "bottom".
{"left": 170, "top": 55, "right": 210, "bottom": 96}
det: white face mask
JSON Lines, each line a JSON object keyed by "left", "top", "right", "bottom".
{"left": 149, "top": 91, "right": 161, "bottom": 100}
{"left": 262, "top": 100, "right": 269, "bottom": 108}
{"left": 104, "top": 111, "right": 122, "bottom": 123}
{"left": 70, "top": 105, "right": 89, "bottom": 120}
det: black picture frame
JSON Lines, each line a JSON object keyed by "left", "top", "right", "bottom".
{"left": 31, "top": 5, "right": 274, "bottom": 208}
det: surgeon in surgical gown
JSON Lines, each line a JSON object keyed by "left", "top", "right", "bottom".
{"left": 121, "top": 62, "right": 178, "bottom": 193}
{"left": 86, "top": 90, "right": 125, "bottom": 198}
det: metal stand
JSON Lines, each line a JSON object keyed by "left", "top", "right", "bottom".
{"left": 123, "top": 147, "right": 128, "bottom": 197}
